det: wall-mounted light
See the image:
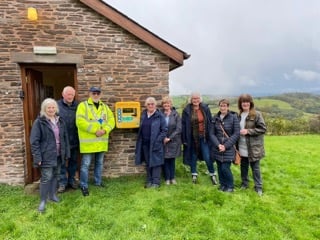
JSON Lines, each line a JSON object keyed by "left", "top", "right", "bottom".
{"left": 27, "top": 7, "right": 38, "bottom": 21}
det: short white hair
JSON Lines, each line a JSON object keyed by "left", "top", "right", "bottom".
{"left": 40, "top": 98, "right": 59, "bottom": 117}
{"left": 145, "top": 97, "right": 157, "bottom": 106}
{"left": 189, "top": 92, "right": 202, "bottom": 103}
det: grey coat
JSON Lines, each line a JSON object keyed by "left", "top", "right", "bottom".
{"left": 30, "top": 116, "right": 70, "bottom": 168}
{"left": 161, "top": 108, "right": 182, "bottom": 159}
{"left": 240, "top": 109, "right": 267, "bottom": 162}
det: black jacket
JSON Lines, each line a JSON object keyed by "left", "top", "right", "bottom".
{"left": 211, "top": 111, "right": 240, "bottom": 162}
{"left": 57, "top": 99, "right": 79, "bottom": 149}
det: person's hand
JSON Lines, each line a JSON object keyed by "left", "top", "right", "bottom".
{"left": 218, "top": 144, "right": 225, "bottom": 152}
{"left": 240, "top": 129, "right": 248, "bottom": 135}
{"left": 95, "top": 129, "right": 106, "bottom": 137}
{"left": 38, "top": 162, "right": 41, "bottom": 166}
{"left": 164, "top": 137, "right": 170, "bottom": 144}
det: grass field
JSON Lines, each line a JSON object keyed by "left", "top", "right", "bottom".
{"left": 0, "top": 135, "right": 320, "bottom": 239}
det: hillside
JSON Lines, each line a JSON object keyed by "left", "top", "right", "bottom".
{"left": 172, "top": 92, "right": 320, "bottom": 119}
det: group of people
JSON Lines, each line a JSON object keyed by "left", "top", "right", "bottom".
{"left": 30, "top": 86, "right": 115, "bottom": 212}
{"left": 135, "top": 92, "right": 267, "bottom": 197}
{"left": 30, "top": 87, "right": 266, "bottom": 213}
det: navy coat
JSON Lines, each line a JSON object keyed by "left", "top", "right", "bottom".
{"left": 211, "top": 111, "right": 240, "bottom": 162}
{"left": 135, "top": 109, "right": 167, "bottom": 167}
{"left": 181, "top": 103, "right": 213, "bottom": 165}
{"left": 30, "top": 116, "right": 70, "bottom": 168}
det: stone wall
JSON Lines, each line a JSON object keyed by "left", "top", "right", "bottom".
{"left": 0, "top": 0, "right": 170, "bottom": 185}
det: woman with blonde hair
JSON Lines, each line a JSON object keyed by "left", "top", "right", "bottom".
{"left": 161, "top": 96, "right": 181, "bottom": 185}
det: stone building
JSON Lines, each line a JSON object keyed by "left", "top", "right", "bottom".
{"left": 0, "top": 0, "right": 189, "bottom": 185}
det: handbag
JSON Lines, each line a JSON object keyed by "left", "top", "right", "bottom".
{"left": 219, "top": 124, "right": 241, "bottom": 165}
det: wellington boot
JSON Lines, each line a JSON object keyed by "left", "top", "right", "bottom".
{"left": 38, "top": 200, "right": 46, "bottom": 213}
{"left": 49, "top": 177, "right": 60, "bottom": 203}
{"left": 38, "top": 182, "right": 50, "bottom": 213}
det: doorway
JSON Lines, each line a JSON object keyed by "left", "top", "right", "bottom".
{"left": 20, "top": 64, "right": 77, "bottom": 184}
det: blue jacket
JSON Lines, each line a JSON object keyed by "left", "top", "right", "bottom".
{"left": 135, "top": 109, "right": 167, "bottom": 167}
{"left": 181, "top": 103, "right": 213, "bottom": 165}
{"left": 57, "top": 99, "right": 79, "bottom": 149}
{"left": 30, "top": 116, "right": 70, "bottom": 168}
{"left": 211, "top": 111, "right": 240, "bottom": 162}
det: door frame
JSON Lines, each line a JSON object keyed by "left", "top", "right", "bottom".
{"left": 20, "top": 64, "right": 77, "bottom": 184}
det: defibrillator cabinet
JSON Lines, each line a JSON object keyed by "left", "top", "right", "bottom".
{"left": 115, "top": 101, "right": 140, "bottom": 128}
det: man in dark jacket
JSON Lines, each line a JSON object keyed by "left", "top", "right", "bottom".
{"left": 57, "top": 86, "right": 79, "bottom": 193}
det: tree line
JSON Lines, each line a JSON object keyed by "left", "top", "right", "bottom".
{"left": 173, "top": 92, "right": 320, "bottom": 135}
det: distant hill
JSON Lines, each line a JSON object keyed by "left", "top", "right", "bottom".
{"left": 172, "top": 92, "right": 320, "bottom": 119}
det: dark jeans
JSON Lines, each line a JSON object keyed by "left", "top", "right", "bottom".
{"left": 164, "top": 157, "right": 176, "bottom": 181}
{"left": 216, "top": 161, "right": 233, "bottom": 189}
{"left": 60, "top": 147, "right": 78, "bottom": 186}
{"left": 240, "top": 157, "right": 262, "bottom": 191}
{"left": 142, "top": 140, "right": 162, "bottom": 185}
{"left": 190, "top": 137, "right": 215, "bottom": 176}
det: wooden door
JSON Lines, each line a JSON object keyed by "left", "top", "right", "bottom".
{"left": 24, "top": 69, "right": 45, "bottom": 183}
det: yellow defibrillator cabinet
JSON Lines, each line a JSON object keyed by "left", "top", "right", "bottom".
{"left": 115, "top": 101, "right": 140, "bottom": 128}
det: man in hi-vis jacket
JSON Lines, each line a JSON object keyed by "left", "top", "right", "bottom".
{"left": 76, "top": 86, "right": 115, "bottom": 196}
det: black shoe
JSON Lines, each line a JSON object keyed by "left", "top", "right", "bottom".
{"left": 218, "top": 185, "right": 226, "bottom": 191}
{"left": 57, "top": 185, "right": 66, "bottom": 193}
{"left": 256, "top": 190, "right": 263, "bottom": 196}
{"left": 144, "top": 182, "right": 152, "bottom": 188}
{"left": 223, "top": 188, "right": 234, "bottom": 193}
{"left": 68, "top": 182, "right": 78, "bottom": 190}
{"left": 211, "top": 175, "right": 218, "bottom": 185}
{"left": 240, "top": 183, "right": 248, "bottom": 189}
{"left": 192, "top": 175, "right": 197, "bottom": 184}
{"left": 80, "top": 187, "right": 89, "bottom": 196}
{"left": 94, "top": 183, "right": 105, "bottom": 188}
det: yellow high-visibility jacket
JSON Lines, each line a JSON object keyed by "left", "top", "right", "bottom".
{"left": 76, "top": 98, "right": 115, "bottom": 153}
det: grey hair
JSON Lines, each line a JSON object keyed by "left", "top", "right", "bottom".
{"left": 40, "top": 98, "right": 59, "bottom": 117}
{"left": 62, "top": 86, "right": 75, "bottom": 95}
{"left": 189, "top": 92, "right": 202, "bottom": 103}
{"left": 145, "top": 97, "right": 157, "bottom": 107}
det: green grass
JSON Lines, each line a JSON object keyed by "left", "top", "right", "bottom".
{"left": 1, "top": 135, "right": 320, "bottom": 239}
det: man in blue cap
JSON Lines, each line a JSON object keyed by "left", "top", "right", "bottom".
{"left": 76, "top": 86, "right": 115, "bottom": 196}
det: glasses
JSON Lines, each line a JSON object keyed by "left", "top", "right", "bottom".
{"left": 91, "top": 92, "right": 101, "bottom": 95}
{"left": 147, "top": 103, "right": 155, "bottom": 106}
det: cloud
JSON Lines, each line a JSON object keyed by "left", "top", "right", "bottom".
{"left": 290, "top": 69, "right": 320, "bottom": 82}
{"left": 105, "top": 0, "right": 320, "bottom": 96}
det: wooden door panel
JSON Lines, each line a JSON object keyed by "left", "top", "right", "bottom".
{"left": 25, "top": 69, "right": 44, "bottom": 182}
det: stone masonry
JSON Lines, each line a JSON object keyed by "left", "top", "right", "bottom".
{"left": 0, "top": 0, "right": 171, "bottom": 185}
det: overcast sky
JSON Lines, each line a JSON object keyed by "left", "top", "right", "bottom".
{"left": 105, "top": 0, "right": 320, "bottom": 96}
